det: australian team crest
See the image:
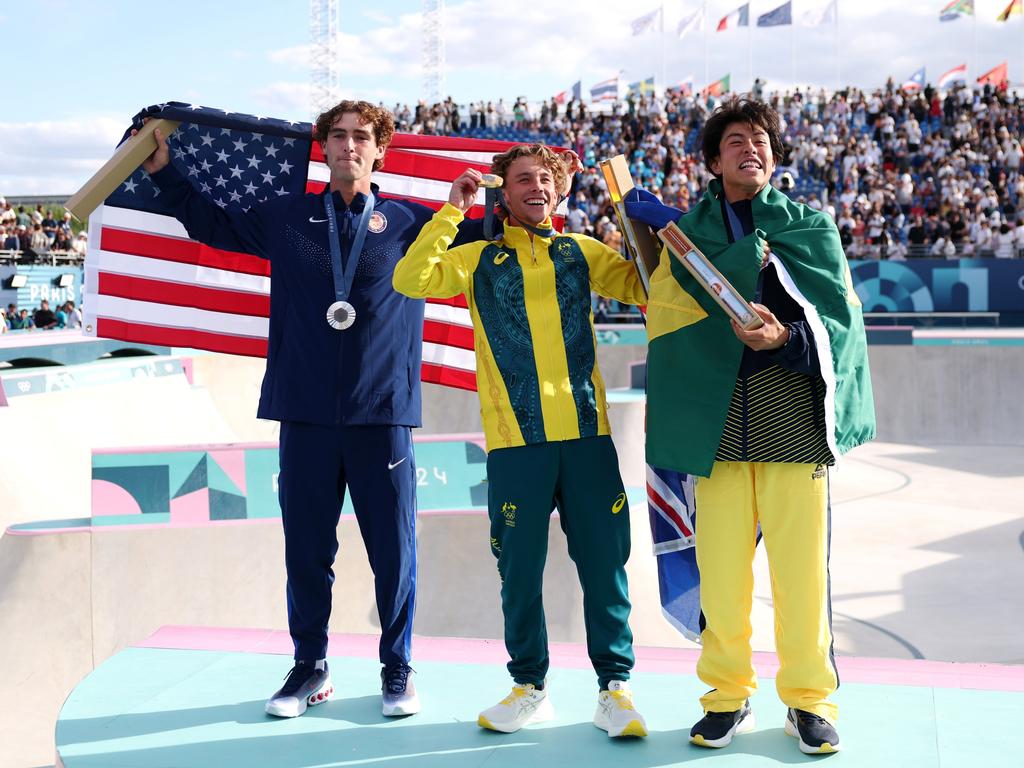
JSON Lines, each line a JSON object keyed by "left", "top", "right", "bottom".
{"left": 368, "top": 211, "right": 388, "bottom": 234}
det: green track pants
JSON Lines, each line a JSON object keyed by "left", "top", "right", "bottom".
{"left": 486, "top": 435, "right": 635, "bottom": 689}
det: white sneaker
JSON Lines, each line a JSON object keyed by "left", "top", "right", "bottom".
{"left": 264, "top": 661, "right": 333, "bottom": 718}
{"left": 381, "top": 664, "right": 420, "bottom": 717}
{"left": 478, "top": 683, "right": 554, "bottom": 733}
{"left": 594, "top": 680, "right": 648, "bottom": 738}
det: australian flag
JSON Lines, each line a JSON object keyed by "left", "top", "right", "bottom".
{"left": 647, "top": 464, "right": 703, "bottom": 641}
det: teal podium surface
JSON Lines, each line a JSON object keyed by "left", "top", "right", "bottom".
{"left": 55, "top": 626, "right": 1024, "bottom": 768}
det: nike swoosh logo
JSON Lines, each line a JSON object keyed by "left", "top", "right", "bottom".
{"left": 309, "top": 216, "right": 328, "bottom": 223}
{"left": 493, "top": 252, "right": 509, "bottom": 264}
{"left": 388, "top": 458, "right": 407, "bottom": 470}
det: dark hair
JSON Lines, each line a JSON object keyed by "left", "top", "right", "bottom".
{"left": 312, "top": 100, "right": 395, "bottom": 172}
{"left": 700, "top": 97, "right": 785, "bottom": 177}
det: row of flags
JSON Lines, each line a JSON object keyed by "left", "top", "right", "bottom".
{"left": 561, "top": 74, "right": 731, "bottom": 103}
{"left": 941, "top": 0, "right": 1022, "bottom": 21}
{"left": 903, "top": 61, "right": 1009, "bottom": 91}
{"left": 567, "top": 58, "right": 1000, "bottom": 106}
{"left": 668, "top": 1, "right": 837, "bottom": 37}
{"left": 640, "top": 0, "right": 1021, "bottom": 40}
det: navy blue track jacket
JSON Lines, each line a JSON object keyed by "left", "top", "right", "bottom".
{"left": 152, "top": 164, "right": 480, "bottom": 427}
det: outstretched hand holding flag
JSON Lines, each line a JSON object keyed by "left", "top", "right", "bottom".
{"left": 79, "top": 102, "right": 553, "bottom": 391}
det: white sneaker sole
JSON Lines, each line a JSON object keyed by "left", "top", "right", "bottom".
{"left": 594, "top": 709, "right": 649, "bottom": 738}
{"left": 383, "top": 692, "right": 421, "bottom": 717}
{"left": 265, "top": 676, "right": 334, "bottom": 718}
{"left": 785, "top": 715, "right": 842, "bottom": 754}
{"left": 478, "top": 695, "right": 555, "bottom": 733}
{"left": 690, "top": 710, "right": 756, "bottom": 748}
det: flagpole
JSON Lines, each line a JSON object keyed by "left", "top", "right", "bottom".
{"left": 791, "top": 8, "right": 796, "bottom": 88}
{"left": 661, "top": 3, "right": 667, "bottom": 92}
{"left": 748, "top": 14, "right": 753, "bottom": 92}
{"left": 972, "top": 4, "right": 978, "bottom": 83}
{"left": 835, "top": 1, "right": 841, "bottom": 93}
{"left": 703, "top": 0, "right": 709, "bottom": 94}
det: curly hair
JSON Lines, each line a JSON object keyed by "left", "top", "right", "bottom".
{"left": 312, "top": 100, "right": 395, "bottom": 172}
{"left": 700, "top": 96, "right": 785, "bottom": 178}
{"left": 490, "top": 143, "right": 568, "bottom": 194}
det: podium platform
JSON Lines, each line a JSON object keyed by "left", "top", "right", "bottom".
{"left": 55, "top": 626, "right": 1024, "bottom": 767}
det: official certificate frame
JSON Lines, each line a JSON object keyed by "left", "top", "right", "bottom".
{"left": 65, "top": 118, "right": 182, "bottom": 221}
{"left": 598, "top": 154, "right": 659, "bottom": 296}
{"left": 658, "top": 223, "right": 764, "bottom": 331}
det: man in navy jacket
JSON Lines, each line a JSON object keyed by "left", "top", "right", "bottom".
{"left": 142, "top": 101, "right": 471, "bottom": 718}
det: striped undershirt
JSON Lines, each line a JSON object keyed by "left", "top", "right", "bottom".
{"left": 716, "top": 363, "right": 834, "bottom": 465}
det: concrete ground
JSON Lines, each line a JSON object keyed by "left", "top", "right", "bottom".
{"left": 4, "top": 440, "right": 1023, "bottom": 767}
{"left": 3, "top": 340, "right": 1023, "bottom": 766}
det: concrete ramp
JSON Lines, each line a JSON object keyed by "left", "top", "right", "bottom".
{"left": 5, "top": 440, "right": 1024, "bottom": 766}
{"left": 0, "top": 363, "right": 238, "bottom": 531}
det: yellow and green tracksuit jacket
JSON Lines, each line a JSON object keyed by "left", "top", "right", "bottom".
{"left": 394, "top": 203, "right": 646, "bottom": 451}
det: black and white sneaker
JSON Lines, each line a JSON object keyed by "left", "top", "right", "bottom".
{"left": 785, "top": 708, "right": 842, "bottom": 754}
{"left": 382, "top": 663, "right": 420, "bottom": 716}
{"left": 265, "top": 661, "right": 333, "bottom": 718}
{"left": 689, "top": 700, "right": 755, "bottom": 748}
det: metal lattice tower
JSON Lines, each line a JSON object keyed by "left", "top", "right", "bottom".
{"left": 310, "top": 0, "right": 340, "bottom": 118}
{"left": 422, "top": 0, "right": 446, "bottom": 104}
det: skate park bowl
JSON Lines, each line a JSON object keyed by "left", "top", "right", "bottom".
{"left": 2, "top": 327, "right": 1024, "bottom": 767}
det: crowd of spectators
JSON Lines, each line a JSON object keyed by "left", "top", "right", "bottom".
{"left": 3, "top": 83, "right": 1021, "bottom": 330}
{"left": 393, "top": 80, "right": 1024, "bottom": 263}
{"left": 0, "top": 198, "right": 88, "bottom": 264}
{"left": 1, "top": 299, "right": 81, "bottom": 334}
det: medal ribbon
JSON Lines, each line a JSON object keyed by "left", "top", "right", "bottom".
{"left": 723, "top": 199, "right": 763, "bottom": 303}
{"left": 324, "top": 189, "right": 375, "bottom": 305}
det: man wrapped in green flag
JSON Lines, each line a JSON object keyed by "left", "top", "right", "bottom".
{"left": 625, "top": 97, "right": 874, "bottom": 756}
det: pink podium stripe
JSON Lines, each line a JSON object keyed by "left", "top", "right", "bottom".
{"left": 136, "top": 625, "right": 1024, "bottom": 692}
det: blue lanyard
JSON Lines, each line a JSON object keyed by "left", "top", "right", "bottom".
{"left": 323, "top": 190, "right": 375, "bottom": 303}
{"left": 723, "top": 199, "right": 747, "bottom": 242}
{"left": 723, "top": 199, "right": 763, "bottom": 302}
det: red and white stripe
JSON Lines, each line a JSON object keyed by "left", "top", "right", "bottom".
{"left": 84, "top": 133, "right": 567, "bottom": 392}
{"left": 937, "top": 63, "right": 967, "bottom": 89}
{"left": 646, "top": 464, "right": 694, "bottom": 541}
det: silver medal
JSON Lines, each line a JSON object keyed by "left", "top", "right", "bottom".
{"left": 326, "top": 300, "right": 356, "bottom": 330}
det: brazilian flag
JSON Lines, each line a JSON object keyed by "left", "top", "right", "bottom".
{"left": 644, "top": 179, "right": 876, "bottom": 477}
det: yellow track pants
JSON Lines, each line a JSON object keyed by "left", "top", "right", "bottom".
{"left": 695, "top": 461, "right": 838, "bottom": 723}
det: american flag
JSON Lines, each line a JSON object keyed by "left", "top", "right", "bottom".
{"left": 82, "top": 102, "right": 565, "bottom": 391}
{"left": 647, "top": 463, "right": 703, "bottom": 641}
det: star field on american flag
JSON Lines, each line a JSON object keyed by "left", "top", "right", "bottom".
{"left": 86, "top": 100, "right": 545, "bottom": 389}
{"left": 107, "top": 103, "right": 312, "bottom": 217}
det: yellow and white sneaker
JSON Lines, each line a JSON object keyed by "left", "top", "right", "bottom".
{"left": 478, "top": 683, "right": 554, "bottom": 733}
{"left": 594, "top": 680, "right": 648, "bottom": 738}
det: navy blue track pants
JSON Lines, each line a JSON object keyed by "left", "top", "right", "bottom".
{"left": 278, "top": 421, "right": 417, "bottom": 665}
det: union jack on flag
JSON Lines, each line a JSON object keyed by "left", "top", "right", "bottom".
{"left": 82, "top": 102, "right": 564, "bottom": 391}
{"left": 647, "top": 463, "right": 703, "bottom": 641}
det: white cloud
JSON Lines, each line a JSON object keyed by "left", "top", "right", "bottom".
{"left": 250, "top": 81, "right": 316, "bottom": 121}
{"left": 4, "top": 0, "right": 1022, "bottom": 194}
{"left": 0, "top": 116, "right": 126, "bottom": 195}
{"left": 269, "top": 8, "right": 422, "bottom": 80}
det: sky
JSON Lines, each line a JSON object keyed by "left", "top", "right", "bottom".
{"left": 1, "top": 0, "right": 1022, "bottom": 195}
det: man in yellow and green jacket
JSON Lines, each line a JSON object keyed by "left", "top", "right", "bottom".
{"left": 393, "top": 143, "right": 649, "bottom": 739}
